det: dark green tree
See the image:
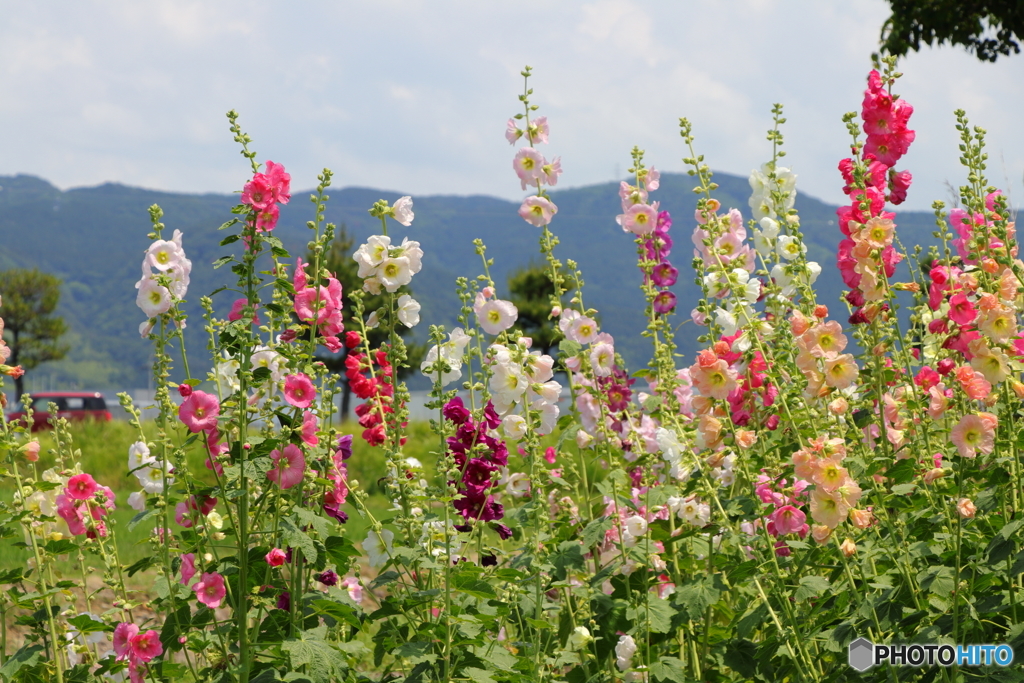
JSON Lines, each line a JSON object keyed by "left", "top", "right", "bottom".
{"left": 880, "top": 0, "right": 1024, "bottom": 62}
{"left": 507, "top": 262, "right": 572, "bottom": 355}
{"left": 309, "top": 226, "right": 424, "bottom": 419}
{"left": 0, "top": 268, "right": 69, "bottom": 399}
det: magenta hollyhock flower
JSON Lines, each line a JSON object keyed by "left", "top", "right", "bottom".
{"left": 771, "top": 505, "right": 807, "bottom": 536}
{"left": 283, "top": 373, "right": 316, "bottom": 409}
{"left": 113, "top": 622, "right": 140, "bottom": 660}
{"left": 180, "top": 553, "right": 197, "bottom": 585}
{"left": 443, "top": 397, "right": 471, "bottom": 424}
{"left": 651, "top": 262, "right": 678, "bottom": 287}
{"left": 948, "top": 293, "right": 977, "bottom": 326}
{"left": 276, "top": 591, "right": 291, "bottom": 611}
{"left": 652, "top": 290, "right": 677, "bottom": 314}
{"left": 56, "top": 494, "right": 87, "bottom": 535}
{"left": 300, "top": 411, "right": 319, "bottom": 447}
{"left": 129, "top": 629, "right": 164, "bottom": 662}
{"left": 174, "top": 501, "right": 193, "bottom": 528}
{"left": 267, "top": 444, "right": 305, "bottom": 489}
{"left": 66, "top": 473, "right": 99, "bottom": 501}
{"left": 266, "top": 548, "right": 287, "bottom": 567}
{"left": 317, "top": 570, "right": 339, "bottom": 586}
{"left": 178, "top": 391, "right": 220, "bottom": 433}
{"left": 193, "top": 572, "right": 227, "bottom": 609}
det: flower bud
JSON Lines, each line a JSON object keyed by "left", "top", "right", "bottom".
{"left": 813, "top": 305, "right": 828, "bottom": 319}
{"left": 956, "top": 498, "right": 976, "bottom": 519}
{"left": 811, "top": 524, "right": 832, "bottom": 544}
{"left": 840, "top": 538, "right": 857, "bottom": 558}
{"left": 19, "top": 440, "right": 40, "bottom": 462}
{"left": 828, "top": 397, "right": 849, "bottom": 416}
{"left": 575, "top": 430, "right": 593, "bottom": 449}
{"left": 922, "top": 467, "right": 947, "bottom": 484}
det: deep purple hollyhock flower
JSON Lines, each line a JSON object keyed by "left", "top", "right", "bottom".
{"left": 442, "top": 397, "right": 471, "bottom": 424}
{"left": 606, "top": 383, "right": 631, "bottom": 412}
{"left": 454, "top": 524, "right": 472, "bottom": 533}
{"left": 323, "top": 502, "right": 349, "bottom": 523}
{"left": 317, "top": 570, "right": 339, "bottom": 587}
{"left": 481, "top": 555, "right": 497, "bottom": 567}
{"left": 276, "top": 591, "right": 291, "bottom": 611}
{"left": 653, "top": 290, "right": 677, "bottom": 314}
{"left": 493, "top": 523, "right": 513, "bottom": 540}
{"left": 462, "top": 458, "right": 498, "bottom": 488}
{"left": 335, "top": 434, "right": 353, "bottom": 461}
{"left": 651, "top": 262, "right": 678, "bottom": 287}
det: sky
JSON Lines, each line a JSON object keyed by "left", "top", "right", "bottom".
{"left": 1, "top": 1, "right": 1023, "bottom": 212}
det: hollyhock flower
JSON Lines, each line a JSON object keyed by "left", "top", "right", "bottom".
{"left": 396, "top": 294, "right": 421, "bottom": 327}
{"left": 849, "top": 508, "right": 874, "bottom": 529}
{"left": 948, "top": 293, "right": 977, "bottom": 326}
{"left": 565, "top": 315, "right": 598, "bottom": 344}
{"left": 651, "top": 261, "right": 678, "bottom": 287}
{"left": 513, "top": 147, "right": 545, "bottom": 188}
{"left": 267, "top": 444, "right": 306, "bottom": 489}
{"left": 254, "top": 203, "right": 279, "bottom": 232}
{"left": 340, "top": 577, "right": 363, "bottom": 603}
{"left": 173, "top": 553, "right": 196, "bottom": 587}
{"left": 378, "top": 256, "right": 414, "bottom": 292}
{"left": 364, "top": 529, "right": 395, "bottom": 568}
{"left": 823, "top": 354, "right": 859, "bottom": 389}
{"left": 518, "top": 196, "right": 558, "bottom": 227}
{"left": 113, "top": 623, "right": 140, "bottom": 660}
{"left": 528, "top": 115, "right": 550, "bottom": 144}
{"left": 300, "top": 411, "right": 319, "bottom": 446}
{"left": 501, "top": 414, "right": 527, "bottom": 440}
{"left": 392, "top": 196, "right": 414, "bottom": 226}
{"left": 56, "top": 494, "right": 87, "bottom": 535}
{"left": 475, "top": 297, "right": 518, "bottom": 335}
{"left": 193, "top": 572, "right": 227, "bottom": 609}
{"left": 146, "top": 240, "right": 185, "bottom": 272}
{"left": 950, "top": 413, "right": 997, "bottom": 458}
{"left": 316, "top": 570, "right": 339, "bottom": 587}
{"left": 505, "top": 118, "right": 522, "bottom": 144}
{"left": 690, "top": 358, "right": 738, "bottom": 400}
{"left": 615, "top": 635, "right": 637, "bottom": 672}
{"left": 136, "top": 278, "right": 173, "bottom": 317}
{"left": 810, "top": 487, "right": 849, "bottom": 529}
{"left": 957, "top": 498, "right": 977, "bottom": 519}
{"left": 127, "top": 491, "right": 146, "bottom": 511}
{"left": 178, "top": 391, "right": 220, "bottom": 433}
{"left": 283, "top": 373, "right": 316, "bottom": 408}
{"left": 266, "top": 548, "right": 287, "bottom": 567}
{"left": 618, "top": 203, "right": 658, "bottom": 236}
{"left": 771, "top": 505, "right": 806, "bottom": 535}
{"left": 590, "top": 340, "right": 615, "bottom": 377}
{"left": 66, "top": 473, "right": 99, "bottom": 501}
{"left": 653, "top": 291, "right": 677, "bottom": 314}
{"left": 541, "top": 157, "right": 563, "bottom": 186}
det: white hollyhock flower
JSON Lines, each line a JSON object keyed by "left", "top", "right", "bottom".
{"left": 394, "top": 238, "right": 423, "bottom": 273}
{"left": 251, "top": 346, "right": 284, "bottom": 383}
{"left": 364, "top": 529, "right": 395, "bottom": 568}
{"left": 392, "top": 196, "right": 414, "bottom": 226}
{"left": 776, "top": 235, "right": 805, "bottom": 261}
{"left": 397, "top": 295, "right": 421, "bottom": 328}
{"left": 421, "top": 327, "right": 471, "bottom": 386}
{"left": 378, "top": 256, "right": 413, "bottom": 292}
{"left": 715, "top": 309, "right": 739, "bottom": 336}
{"left": 353, "top": 235, "right": 391, "bottom": 278}
{"left": 624, "top": 515, "right": 648, "bottom": 538}
{"left": 128, "top": 491, "right": 146, "bottom": 512}
{"left": 128, "top": 441, "right": 150, "bottom": 472}
{"left": 502, "top": 414, "right": 527, "bottom": 440}
{"left": 615, "top": 635, "right": 638, "bottom": 672}
{"left": 134, "top": 459, "right": 174, "bottom": 494}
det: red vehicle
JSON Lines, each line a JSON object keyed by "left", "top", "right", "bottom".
{"left": 6, "top": 391, "right": 113, "bottom": 431}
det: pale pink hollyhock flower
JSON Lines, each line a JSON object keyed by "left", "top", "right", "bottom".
{"left": 618, "top": 203, "right": 658, "bottom": 236}
{"left": 950, "top": 413, "right": 996, "bottom": 458}
{"left": 643, "top": 167, "right": 661, "bottom": 191}
{"left": 839, "top": 538, "right": 857, "bottom": 558}
{"left": 300, "top": 411, "right": 319, "bottom": 446}
{"left": 927, "top": 385, "right": 949, "bottom": 420}
{"left": 540, "top": 157, "right": 563, "bottom": 186}
{"left": 136, "top": 278, "right": 172, "bottom": 318}
{"left": 518, "top": 196, "right": 558, "bottom": 227}
{"left": 475, "top": 297, "right": 519, "bottom": 335}
{"left": 267, "top": 444, "right": 306, "bottom": 489}
{"left": 513, "top": 147, "right": 545, "bottom": 188}
{"left": 568, "top": 316, "right": 599, "bottom": 344}
{"left": 283, "top": 373, "right": 316, "bottom": 409}
{"left": 771, "top": 505, "right": 806, "bottom": 535}
{"left": 266, "top": 548, "right": 287, "bottom": 567}
{"left": 529, "top": 116, "right": 550, "bottom": 144}
{"left": 590, "top": 341, "right": 615, "bottom": 377}
{"left": 505, "top": 118, "right": 522, "bottom": 144}
{"left": 193, "top": 572, "right": 227, "bottom": 609}
{"left": 812, "top": 458, "right": 849, "bottom": 492}
{"left": 178, "top": 391, "right": 220, "bottom": 433}
{"left": 340, "top": 577, "right": 364, "bottom": 603}
{"left": 66, "top": 473, "right": 99, "bottom": 501}
{"left": 180, "top": 553, "right": 197, "bottom": 585}
{"left": 956, "top": 497, "right": 977, "bottom": 519}
{"left": 113, "top": 623, "right": 140, "bottom": 660}
{"left": 146, "top": 239, "right": 185, "bottom": 272}
{"left": 849, "top": 508, "right": 874, "bottom": 529}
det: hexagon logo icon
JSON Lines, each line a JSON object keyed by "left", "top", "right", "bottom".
{"left": 849, "top": 637, "right": 875, "bottom": 671}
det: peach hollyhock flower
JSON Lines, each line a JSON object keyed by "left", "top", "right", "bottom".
{"left": 956, "top": 498, "right": 977, "bottom": 519}
{"left": 771, "top": 505, "right": 806, "bottom": 535}
{"left": 978, "top": 303, "right": 1016, "bottom": 343}
{"left": 66, "top": 474, "right": 99, "bottom": 501}
{"left": 20, "top": 440, "right": 40, "bottom": 462}
{"left": 811, "top": 524, "right": 832, "bottom": 544}
{"left": 810, "top": 487, "right": 849, "bottom": 529}
{"left": 518, "top": 196, "right": 557, "bottom": 227}
{"left": 283, "top": 373, "right": 316, "bottom": 409}
{"left": 735, "top": 429, "right": 757, "bottom": 449}
{"left": 859, "top": 217, "right": 896, "bottom": 249}
{"left": 789, "top": 310, "right": 810, "bottom": 336}
{"left": 970, "top": 345, "right": 1010, "bottom": 385}
{"left": 193, "top": 572, "right": 227, "bottom": 609}
{"left": 803, "top": 321, "right": 848, "bottom": 358}
{"left": 823, "top": 354, "right": 859, "bottom": 389}
{"left": 828, "top": 396, "right": 849, "bottom": 415}
{"left": 849, "top": 508, "right": 874, "bottom": 529}
{"left": 836, "top": 478, "right": 863, "bottom": 508}
{"left": 927, "top": 385, "right": 949, "bottom": 419}
{"left": 267, "top": 444, "right": 305, "bottom": 489}
{"left": 791, "top": 449, "right": 817, "bottom": 480}
{"left": 178, "top": 390, "right": 220, "bottom": 433}
{"left": 950, "top": 413, "right": 997, "bottom": 458}
{"left": 690, "top": 358, "right": 738, "bottom": 400}
{"left": 695, "top": 414, "right": 723, "bottom": 450}
{"left": 839, "top": 538, "right": 857, "bottom": 558}
{"left": 812, "top": 458, "right": 848, "bottom": 492}
{"left": 923, "top": 468, "right": 947, "bottom": 484}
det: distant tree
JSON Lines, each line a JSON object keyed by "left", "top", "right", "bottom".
{"left": 309, "top": 226, "right": 424, "bottom": 420}
{"left": 0, "top": 268, "right": 69, "bottom": 399}
{"left": 880, "top": 0, "right": 1024, "bottom": 62}
{"left": 507, "top": 263, "right": 571, "bottom": 355}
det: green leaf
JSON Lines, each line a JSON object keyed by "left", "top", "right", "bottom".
{"left": 723, "top": 639, "right": 758, "bottom": 678}
{"left": 550, "top": 540, "right": 585, "bottom": 580}
{"left": 252, "top": 366, "right": 272, "bottom": 383}
{"left": 558, "top": 339, "right": 582, "bottom": 357}
{"left": 212, "top": 255, "right": 234, "bottom": 269}
{"left": 127, "top": 508, "right": 158, "bottom": 532}
{"left": 885, "top": 457, "right": 917, "bottom": 485}
{"left": 220, "top": 234, "right": 241, "bottom": 246}
{"left": 68, "top": 613, "right": 110, "bottom": 634}
{"left": 918, "top": 565, "right": 955, "bottom": 595}
{"left": 471, "top": 645, "right": 517, "bottom": 671}
{"left": 650, "top": 656, "right": 687, "bottom": 683}
{"left": 794, "top": 575, "right": 830, "bottom": 602}
{"left": 42, "top": 538, "right": 77, "bottom": 555}
{"left": 736, "top": 601, "right": 768, "bottom": 640}
{"left": 890, "top": 483, "right": 917, "bottom": 496}
{"left": 323, "top": 535, "right": 360, "bottom": 566}
{"left": 0, "top": 644, "right": 44, "bottom": 681}
{"left": 462, "top": 667, "right": 497, "bottom": 683}
{"left": 675, "top": 575, "right": 722, "bottom": 620}
{"left": 581, "top": 517, "right": 613, "bottom": 549}
{"left": 394, "top": 641, "right": 435, "bottom": 665}
{"left": 279, "top": 519, "right": 317, "bottom": 564}
{"left": 452, "top": 575, "right": 497, "bottom": 600}
{"left": 627, "top": 596, "right": 675, "bottom": 633}
{"left": 125, "top": 555, "right": 157, "bottom": 577}
{"left": 293, "top": 508, "right": 332, "bottom": 538}
{"left": 282, "top": 630, "right": 347, "bottom": 683}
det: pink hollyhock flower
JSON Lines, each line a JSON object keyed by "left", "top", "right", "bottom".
{"left": 540, "top": 157, "right": 563, "bottom": 186}
{"left": 193, "top": 572, "right": 227, "bottom": 609}
{"left": 771, "top": 505, "right": 806, "bottom": 536}
{"left": 652, "top": 291, "right": 676, "bottom": 314}
{"left": 950, "top": 413, "right": 996, "bottom": 458}
{"left": 518, "top": 196, "right": 558, "bottom": 227}
{"left": 528, "top": 116, "right": 549, "bottom": 144}
{"left": 178, "top": 391, "right": 220, "bottom": 433}
{"left": 948, "top": 293, "right": 977, "bottom": 326}
{"left": 283, "top": 373, "right": 316, "bottom": 409}
{"left": 618, "top": 203, "right": 658, "bottom": 236}
{"left": 228, "top": 298, "right": 259, "bottom": 324}
{"left": 174, "top": 501, "right": 193, "bottom": 528}
{"left": 66, "top": 473, "right": 99, "bottom": 501}
{"left": 241, "top": 174, "right": 275, "bottom": 210}
{"left": 544, "top": 447, "right": 557, "bottom": 464}
{"left": 56, "top": 494, "right": 87, "bottom": 535}
{"left": 300, "top": 411, "right": 319, "bottom": 446}
{"left": 264, "top": 160, "right": 291, "bottom": 204}
{"left": 267, "top": 444, "right": 305, "bottom": 489}
{"left": 266, "top": 548, "right": 287, "bottom": 567}
{"left": 340, "top": 577, "right": 363, "bottom": 603}
{"left": 113, "top": 623, "right": 140, "bottom": 660}
{"left": 513, "top": 147, "right": 545, "bottom": 188}
{"left": 505, "top": 118, "right": 522, "bottom": 144}
{"left": 180, "top": 553, "right": 196, "bottom": 585}
{"left": 129, "top": 629, "right": 163, "bottom": 663}
{"left": 254, "top": 203, "right": 279, "bottom": 232}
